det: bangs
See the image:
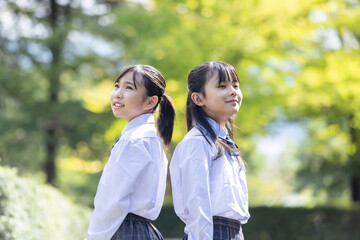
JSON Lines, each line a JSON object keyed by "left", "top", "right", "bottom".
{"left": 208, "top": 62, "right": 240, "bottom": 84}
{"left": 132, "top": 70, "right": 145, "bottom": 89}
{"left": 215, "top": 64, "right": 240, "bottom": 84}
{"left": 115, "top": 66, "right": 145, "bottom": 89}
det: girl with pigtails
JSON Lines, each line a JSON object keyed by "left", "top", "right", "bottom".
{"left": 170, "top": 61, "right": 250, "bottom": 240}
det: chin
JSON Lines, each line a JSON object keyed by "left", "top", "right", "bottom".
{"left": 113, "top": 112, "right": 123, "bottom": 118}
{"left": 230, "top": 109, "right": 239, "bottom": 116}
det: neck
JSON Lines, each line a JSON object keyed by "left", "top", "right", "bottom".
{"left": 210, "top": 117, "right": 227, "bottom": 128}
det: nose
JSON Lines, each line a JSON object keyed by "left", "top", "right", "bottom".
{"left": 114, "top": 88, "right": 123, "bottom": 99}
{"left": 229, "top": 85, "right": 238, "bottom": 96}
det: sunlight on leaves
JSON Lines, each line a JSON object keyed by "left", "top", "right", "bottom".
{"left": 104, "top": 118, "right": 127, "bottom": 144}
{"left": 81, "top": 80, "right": 113, "bottom": 113}
{"left": 59, "top": 156, "right": 104, "bottom": 174}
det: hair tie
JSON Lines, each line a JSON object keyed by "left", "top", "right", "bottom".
{"left": 161, "top": 93, "right": 168, "bottom": 102}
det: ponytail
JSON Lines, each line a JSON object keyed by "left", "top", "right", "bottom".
{"left": 116, "top": 65, "right": 175, "bottom": 146}
{"left": 157, "top": 94, "right": 175, "bottom": 147}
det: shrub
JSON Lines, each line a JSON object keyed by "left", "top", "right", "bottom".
{"left": 2, "top": 166, "right": 360, "bottom": 240}
{"left": 0, "top": 167, "right": 91, "bottom": 240}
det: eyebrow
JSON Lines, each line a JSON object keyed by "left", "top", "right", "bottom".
{"left": 115, "top": 80, "right": 136, "bottom": 86}
{"left": 125, "top": 80, "right": 138, "bottom": 89}
{"left": 124, "top": 81, "right": 135, "bottom": 86}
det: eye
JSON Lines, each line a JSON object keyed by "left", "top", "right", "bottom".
{"left": 218, "top": 84, "right": 226, "bottom": 88}
{"left": 126, "top": 85, "right": 134, "bottom": 90}
{"left": 233, "top": 84, "right": 239, "bottom": 89}
{"left": 114, "top": 83, "right": 119, "bottom": 88}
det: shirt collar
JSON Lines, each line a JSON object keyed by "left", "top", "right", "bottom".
{"left": 206, "top": 117, "right": 228, "bottom": 139}
{"left": 121, "top": 113, "right": 155, "bottom": 136}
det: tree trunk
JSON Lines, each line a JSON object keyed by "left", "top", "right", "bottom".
{"left": 351, "top": 174, "right": 360, "bottom": 202}
{"left": 44, "top": 0, "right": 60, "bottom": 185}
{"left": 349, "top": 114, "right": 360, "bottom": 202}
{"left": 45, "top": 128, "right": 57, "bottom": 184}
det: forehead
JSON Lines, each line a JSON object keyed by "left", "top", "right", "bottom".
{"left": 117, "top": 71, "right": 144, "bottom": 87}
{"left": 117, "top": 71, "right": 133, "bottom": 83}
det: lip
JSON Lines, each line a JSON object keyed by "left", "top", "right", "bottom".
{"left": 226, "top": 99, "right": 239, "bottom": 104}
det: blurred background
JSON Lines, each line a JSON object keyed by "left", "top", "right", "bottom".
{"left": 0, "top": 0, "right": 359, "bottom": 239}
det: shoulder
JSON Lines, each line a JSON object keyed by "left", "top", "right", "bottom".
{"left": 114, "top": 124, "right": 161, "bottom": 156}
{"left": 124, "top": 123, "right": 160, "bottom": 142}
{"left": 183, "top": 127, "right": 212, "bottom": 144}
{"left": 171, "top": 128, "right": 215, "bottom": 170}
{"left": 175, "top": 127, "right": 214, "bottom": 155}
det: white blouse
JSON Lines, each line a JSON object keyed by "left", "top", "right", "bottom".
{"left": 87, "top": 113, "right": 168, "bottom": 240}
{"left": 169, "top": 118, "right": 250, "bottom": 240}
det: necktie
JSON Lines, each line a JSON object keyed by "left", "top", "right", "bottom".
{"left": 218, "top": 136, "right": 240, "bottom": 156}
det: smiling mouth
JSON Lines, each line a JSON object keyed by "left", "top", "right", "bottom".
{"left": 114, "top": 103, "right": 124, "bottom": 107}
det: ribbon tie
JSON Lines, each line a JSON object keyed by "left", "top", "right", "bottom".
{"left": 218, "top": 136, "right": 240, "bottom": 156}
{"left": 110, "top": 136, "right": 120, "bottom": 155}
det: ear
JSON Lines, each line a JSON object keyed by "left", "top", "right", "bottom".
{"left": 191, "top": 92, "right": 205, "bottom": 106}
{"left": 144, "top": 95, "right": 158, "bottom": 110}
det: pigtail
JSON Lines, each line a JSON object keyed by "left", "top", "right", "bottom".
{"left": 185, "top": 94, "right": 193, "bottom": 132}
{"left": 157, "top": 94, "right": 175, "bottom": 147}
{"left": 186, "top": 92, "right": 217, "bottom": 146}
{"left": 186, "top": 61, "right": 245, "bottom": 165}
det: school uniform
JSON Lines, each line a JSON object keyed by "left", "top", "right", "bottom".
{"left": 169, "top": 118, "right": 250, "bottom": 240}
{"left": 87, "top": 113, "right": 167, "bottom": 240}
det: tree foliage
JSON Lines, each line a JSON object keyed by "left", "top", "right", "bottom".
{"left": 1, "top": 0, "right": 359, "bottom": 205}
{"left": 0, "top": 0, "right": 115, "bottom": 184}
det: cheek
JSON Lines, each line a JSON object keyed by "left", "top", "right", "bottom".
{"left": 131, "top": 95, "right": 146, "bottom": 108}
{"left": 238, "top": 91, "right": 243, "bottom": 101}
{"left": 110, "top": 88, "right": 118, "bottom": 96}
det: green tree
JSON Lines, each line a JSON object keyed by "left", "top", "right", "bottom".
{"left": 288, "top": 4, "right": 360, "bottom": 202}
{"left": 102, "top": 0, "right": 360, "bottom": 203}
{"left": 249, "top": 0, "right": 360, "bottom": 203}
{"left": 0, "top": 0, "right": 115, "bottom": 185}
{"left": 2, "top": 0, "right": 359, "bottom": 206}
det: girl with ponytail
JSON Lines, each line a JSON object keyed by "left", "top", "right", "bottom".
{"left": 170, "top": 61, "right": 250, "bottom": 240}
{"left": 87, "top": 65, "right": 175, "bottom": 240}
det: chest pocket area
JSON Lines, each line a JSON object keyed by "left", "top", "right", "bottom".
{"left": 209, "top": 156, "right": 231, "bottom": 191}
{"left": 223, "top": 155, "right": 242, "bottom": 187}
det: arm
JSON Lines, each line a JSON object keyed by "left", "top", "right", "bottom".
{"left": 178, "top": 140, "right": 213, "bottom": 240}
{"left": 87, "top": 141, "right": 152, "bottom": 240}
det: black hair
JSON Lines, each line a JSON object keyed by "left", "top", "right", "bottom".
{"left": 115, "top": 65, "right": 175, "bottom": 146}
{"left": 186, "top": 61, "right": 241, "bottom": 158}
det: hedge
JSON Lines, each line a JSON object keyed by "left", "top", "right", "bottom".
{"left": 0, "top": 167, "right": 91, "bottom": 240}
{"left": 1, "top": 166, "right": 360, "bottom": 240}
{"left": 154, "top": 205, "right": 360, "bottom": 239}
{"left": 243, "top": 206, "right": 360, "bottom": 240}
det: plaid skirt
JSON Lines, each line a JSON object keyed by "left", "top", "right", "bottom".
{"left": 111, "top": 213, "right": 164, "bottom": 240}
{"left": 182, "top": 216, "right": 244, "bottom": 240}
